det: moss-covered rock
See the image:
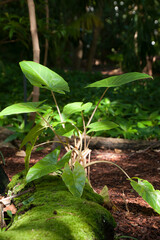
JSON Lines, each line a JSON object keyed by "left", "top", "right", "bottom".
{"left": 0, "top": 175, "right": 116, "bottom": 240}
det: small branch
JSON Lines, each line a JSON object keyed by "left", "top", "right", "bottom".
{"left": 122, "top": 191, "right": 129, "bottom": 213}
{"left": 85, "top": 160, "right": 130, "bottom": 179}
{"left": 27, "top": 91, "right": 33, "bottom": 101}
{"left": 0, "top": 188, "right": 35, "bottom": 206}
{"left": 0, "top": 203, "right": 6, "bottom": 229}
{"left": 33, "top": 141, "right": 55, "bottom": 149}
{"left": 36, "top": 112, "right": 68, "bottom": 151}
{"left": 0, "top": 39, "right": 19, "bottom": 45}
{"left": 51, "top": 91, "right": 64, "bottom": 127}
{"left": 86, "top": 132, "right": 94, "bottom": 149}
{"left": 0, "top": 0, "right": 19, "bottom": 5}
{"left": 87, "top": 87, "right": 108, "bottom": 126}
{"left": 81, "top": 111, "right": 86, "bottom": 149}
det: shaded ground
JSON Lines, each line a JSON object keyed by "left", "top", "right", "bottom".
{"left": 1, "top": 146, "right": 160, "bottom": 240}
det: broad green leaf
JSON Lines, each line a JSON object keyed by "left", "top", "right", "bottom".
{"left": 25, "top": 143, "right": 33, "bottom": 173}
{"left": 0, "top": 102, "right": 43, "bottom": 116}
{"left": 57, "top": 151, "right": 71, "bottom": 169}
{"left": 26, "top": 148, "right": 71, "bottom": 183}
{"left": 20, "top": 123, "right": 45, "bottom": 149}
{"left": 7, "top": 210, "right": 12, "bottom": 218}
{"left": 86, "top": 120, "right": 118, "bottom": 134}
{"left": 130, "top": 178, "right": 160, "bottom": 214}
{"left": 62, "top": 102, "right": 92, "bottom": 117}
{"left": 19, "top": 61, "right": 70, "bottom": 93}
{"left": 26, "top": 148, "right": 60, "bottom": 183}
{"left": 55, "top": 122, "right": 78, "bottom": 138}
{"left": 22, "top": 123, "right": 46, "bottom": 172}
{"left": 86, "top": 72, "right": 152, "bottom": 88}
{"left": 62, "top": 161, "right": 86, "bottom": 198}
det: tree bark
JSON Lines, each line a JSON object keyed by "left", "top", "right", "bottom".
{"left": 43, "top": 0, "right": 49, "bottom": 66}
{"left": 27, "top": 0, "right": 40, "bottom": 103}
{"left": 86, "top": 0, "right": 103, "bottom": 71}
{"left": 143, "top": 56, "right": 153, "bottom": 76}
{"left": 74, "top": 39, "right": 83, "bottom": 70}
{"left": 86, "top": 27, "right": 100, "bottom": 71}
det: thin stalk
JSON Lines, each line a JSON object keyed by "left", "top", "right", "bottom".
{"left": 86, "top": 132, "right": 94, "bottom": 149}
{"left": 87, "top": 87, "right": 109, "bottom": 126}
{"left": 51, "top": 91, "right": 64, "bottom": 127}
{"left": 33, "top": 140, "right": 69, "bottom": 150}
{"left": 66, "top": 121, "right": 83, "bottom": 152}
{"left": 36, "top": 112, "right": 68, "bottom": 151}
{"left": 85, "top": 160, "right": 131, "bottom": 179}
{"left": 81, "top": 111, "right": 86, "bottom": 149}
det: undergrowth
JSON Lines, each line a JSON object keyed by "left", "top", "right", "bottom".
{"left": 1, "top": 63, "right": 160, "bottom": 140}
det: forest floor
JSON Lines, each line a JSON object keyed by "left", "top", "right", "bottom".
{"left": 1, "top": 144, "right": 160, "bottom": 240}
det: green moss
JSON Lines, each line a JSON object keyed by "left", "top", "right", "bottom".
{"left": 7, "top": 170, "right": 27, "bottom": 194}
{"left": 0, "top": 175, "right": 116, "bottom": 240}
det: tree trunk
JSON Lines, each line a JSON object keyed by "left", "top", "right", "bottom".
{"left": 27, "top": 0, "right": 40, "bottom": 103}
{"left": 86, "top": 0, "right": 104, "bottom": 72}
{"left": 86, "top": 27, "right": 100, "bottom": 71}
{"left": 0, "top": 175, "right": 116, "bottom": 239}
{"left": 74, "top": 39, "right": 83, "bottom": 70}
{"left": 143, "top": 56, "right": 153, "bottom": 76}
{"left": 43, "top": 0, "right": 49, "bottom": 66}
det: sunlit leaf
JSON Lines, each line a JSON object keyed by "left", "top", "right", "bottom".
{"left": 26, "top": 148, "right": 61, "bottom": 183}
{"left": 19, "top": 61, "right": 70, "bottom": 93}
{"left": 57, "top": 151, "right": 71, "bottom": 169}
{"left": 0, "top": 102, "right": 43, "bottom": 116}
{"left": 20, "top": 123, "right": 45, "bottom": 149}
{"left": 130, "top": 178, "right": 160, "bottom": 214}
{"left": 86, "top": 72, "right": 152, "bottom": 88}
{"left": 62, "top": 102, "right": 92, "bottom": 117}
{"left": 26, "top": 148, "right": 71, "bottom": 183}
{"left": 86, "top": 120, "right": 118, "bottom": 134}
{"left": 62, "top": 161, "right": 86, "bottom": 198}
{"left": 55, "top": 122, "right": 77, "bottom": 138}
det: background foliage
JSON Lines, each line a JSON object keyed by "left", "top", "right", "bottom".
{"left": 1, "top": 0, "right": 160, "bottom": 71}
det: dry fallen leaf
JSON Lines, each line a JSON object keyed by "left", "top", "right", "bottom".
{"left": 4, "top": 204, "right": 17, "bottom": 214}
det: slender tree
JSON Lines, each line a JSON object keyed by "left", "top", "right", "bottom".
{"left": 86, "top": 0, "right": 104, "bottom": 71}
{"left": 43, "top": 0, "right": 49, "bottom": 66}
{"left": 27, "top": 0, "right": 40, "bottom": 102}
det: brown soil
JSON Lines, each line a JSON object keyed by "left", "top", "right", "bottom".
{"left": 1, "top": 146, "right": 160, "bottom": 240}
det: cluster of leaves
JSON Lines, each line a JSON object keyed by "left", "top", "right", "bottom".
{"left": 1, "top": 63, "right": 160, "bottom": 141}
{"left": 0, "top": 61, "right": 159, "bottom": 215}
{"left": 1, "top": 59, "right": 160, "bottom": 141}
{"left": 40, "top": 72, "right": 160, "bottom": 140}
{"left": 90, "top": 96, "right": 160, "bottom": 140}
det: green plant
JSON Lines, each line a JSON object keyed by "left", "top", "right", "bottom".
{"left": 0, "top": 61, "right": 160, "bottom": 215}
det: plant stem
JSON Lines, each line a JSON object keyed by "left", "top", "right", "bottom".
{"left": 85, "top": 160, "right": 131, "bottom": 179}
{"left": 33, "top": 140, "right": 58, "bottom": 149}
{"left": 87, "top": 87, "right": 108, "bottom": 126}
{"left": 81, "top": 111, "right": 86, "bottom": 149}
{"left": 36, "top": 112, "right": 68, "bottom": 151}
{"left": 51, "top": 91, "right": 64, "bottom": 127}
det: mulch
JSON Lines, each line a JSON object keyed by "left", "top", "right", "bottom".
{"left": 1, "top": 146, "right": 160, "bottom": 240}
